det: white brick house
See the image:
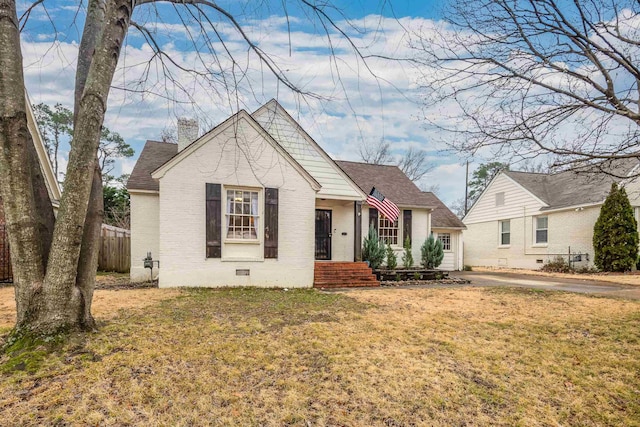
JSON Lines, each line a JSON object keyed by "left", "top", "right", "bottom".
{"left": 127, "top": 100, "right": 465, "bottom": 287}
{"left": 463, "top": 165, "right": 640, "bottom": 269}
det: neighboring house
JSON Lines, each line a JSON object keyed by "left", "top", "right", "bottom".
{"left": 127, "top": 99, "right": 464, "bottom": 288}
{"left": 463, "top": 161, "right": 640, "bottom": 269}
{"left": 0, "top": 96, "right": 62, "bottom": 282}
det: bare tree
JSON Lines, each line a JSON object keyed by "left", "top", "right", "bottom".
{"left": 0, "top": 0, "right": 391, "bottom": 334}
{"left": 448, "top": 197, "right": 466, "bottom": 219}
{"left": 413, "top": 0, "right": 640, "bottom": 176}
{"left": 160, "top": 127, "right": 177, "bottom": 144}
{"left": 421, "top": 183, "right": 440, "bottom": 196}
{"left": 517, "top": 160, "right": 550, "bottom": 174}
{"left": 397, "top": 147, "right": 434, "bottom": 182}
{"left": 359, "top": 138, "right": 393, "bottom": 165}
{"left": 359, "top": 139, "right": 434, "bottom": 182}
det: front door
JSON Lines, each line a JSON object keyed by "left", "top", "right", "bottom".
{"left": 315, "top": 209, "right": 332, "bottom": 260}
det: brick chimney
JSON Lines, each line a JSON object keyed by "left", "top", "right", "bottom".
{"left": 177, "top": 117, "right": 199, "bottom": 152}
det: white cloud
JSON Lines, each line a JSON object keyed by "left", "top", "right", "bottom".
{"left": 21, "top": 13, "right": 470, "bottom": 201}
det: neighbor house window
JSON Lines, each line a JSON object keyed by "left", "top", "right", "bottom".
{"left": 500, "top": 220, "right": 510, "bottom": 245}
{"left": 379, "top": 216, "right": 399, "bottom": 245}
{"left": 495, "top": 192, "right": 505, "bottom": 207}
{"left": 437, "top": 233, "right": 451, "bottom": 251}
{"left": 226, "top": 189, "right": 259, "bottom": 240}
{"left": 535, "top": 216, "right": 548, "bottom": 244}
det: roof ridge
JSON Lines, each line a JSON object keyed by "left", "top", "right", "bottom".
{"left": 336, "top": 160, "right": 402, "bottom": 169}
{"left": 505, "top": 169, "right": 547, "bottom": 176}
{"left": 146, "top": 139, "right": 176, "bottom": 145}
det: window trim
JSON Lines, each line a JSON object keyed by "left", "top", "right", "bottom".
{"left": 437, "top": 232, "right": 452, "bottom": 252}
{"left": 499, "top": 220, "right": 510, "bottom": 247}
{"left": 223, "top": 186, "right": 261, "bottom": 244}
{"left": 378, "top": 214, "right": 401, "bottom": 247}
{"left": 534, "top": 215, "right": 548, "bottom": 246}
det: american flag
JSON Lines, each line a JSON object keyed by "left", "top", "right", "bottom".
{"left": 366, "top": 187, "right": 400, "bottom": 223}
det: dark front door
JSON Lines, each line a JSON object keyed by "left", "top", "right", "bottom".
{"left": 315, "top": 209, "right": 332, "bottom": 260}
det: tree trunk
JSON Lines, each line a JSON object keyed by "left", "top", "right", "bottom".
{"left": 73, "top": 0, "right": 107, "bottom": 331}
{"left": 35, "top": 0, "right": 133, "bottom": 333}
{"left": 0, "top": 0, "right": 48, "bottom": 328}
{"left": 0, "top": 0, "right": 134, "bottom": 334}
{"left": 74, "top": 167, "right": 102, "bottom": 330}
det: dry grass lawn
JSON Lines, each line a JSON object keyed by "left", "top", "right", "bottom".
{"left": 0, "top": 286, "right": 181, "bottom": 329}
{"left": 1, "top": 286, "right": 639, "bottom": 426}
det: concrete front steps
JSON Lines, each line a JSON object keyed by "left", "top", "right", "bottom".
{"left": 313, "top": 261, "right": 380, "bottom": 288}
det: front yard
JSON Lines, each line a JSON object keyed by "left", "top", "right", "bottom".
{"left": 1, "top": 285, "right": 639, "bottom": 426}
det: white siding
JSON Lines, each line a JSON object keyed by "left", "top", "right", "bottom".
{"left": 158, "top": 116, "right": 316, "bottom": 288}
{"left": 130, "top": 192, "right": 160, "bottom": 282}
{"left": 315, "top": 199, "right": 355, "bottom": 261}
{"left": 361, "top": 206, "right": 430, "bottom": 267}
{"left": 464, "top": 173, "right": 546, "bottom": 224}
{"left": 253, "top": 106, "right": 362, "bottom": 200}
{"left": 464, "top": 206, "right": 601, "bottom": 269}
{"left": 433, "top": 229, "right": 463, "bottom": 271}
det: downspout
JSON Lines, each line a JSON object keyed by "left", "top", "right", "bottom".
{"left": 523, "top": 206, "right": 527, "bottom": 256}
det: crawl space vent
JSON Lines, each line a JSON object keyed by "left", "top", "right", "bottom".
{"left": 236, "top": 269, "right": 250, "bottom": 276}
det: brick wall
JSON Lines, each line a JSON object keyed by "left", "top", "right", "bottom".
{"left": 155, "top": 114, "right": 317, "bottom": 288}
{"left": 464, "top": 206, "right": 601, "bottom": 269}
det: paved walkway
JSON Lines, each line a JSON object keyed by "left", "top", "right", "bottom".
{"left": 450, "top": 271, "right": 640, "bottom": 300}
{"left": 328, "top": 271, "right": 640, "bottom": 300}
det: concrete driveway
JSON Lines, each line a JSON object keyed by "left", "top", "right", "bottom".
{"left": 450, "top": 271, "right": 640, "bottom": 299}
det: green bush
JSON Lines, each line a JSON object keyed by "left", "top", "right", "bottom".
{"left": 463, "top": 265, "right": 473, "bottom": 271}
{"left": 421, "top": 234, "right": 444, "bottom": 269}
{"left": 593, "top": 183, "right": 639, "bottom": 272}
{"left": 362, "top": 225, "right": 386, "bottom": 269}
{"left": 386, "top": 243, "right": 398, "bottom": 270}
{"left": 401, "top": 236, "right": 414, "bottom": 268}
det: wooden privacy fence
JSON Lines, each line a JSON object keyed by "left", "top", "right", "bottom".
{"left": 99, "top": 224, "right": 130, "bottom": 273}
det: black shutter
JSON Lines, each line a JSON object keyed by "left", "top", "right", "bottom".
{"left": 206, "top": 183, "right": 222, "bottom": 258}
{"left": 264, "top": 188, "right": 278, "bottom": 259}
{"left": 354, "top": 201, "right": 362, "bottom": 261}
{"left": 369, "top": 207, "right": 378, "bottom": 232}
{"left": 403, "top": 210, "right": 412, "bottom": 246}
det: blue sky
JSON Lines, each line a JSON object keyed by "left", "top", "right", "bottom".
{"left": 19, "top": 0, "right": 469, "bottom": 206}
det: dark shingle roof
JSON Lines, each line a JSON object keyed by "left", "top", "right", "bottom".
{"left": 127, "top": 140, "right": 178, "bottom": 191}
{"left": 336, "top": 160, "right": 435, "bottom": 207}
{"left": 504, "top": 161, "right": 638, "bottom": 210}
{"left": 421, "top": 192, "right": 466, "bottom": 229}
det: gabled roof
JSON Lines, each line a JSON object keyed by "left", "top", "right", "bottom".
{"left": 503, "top": 168, "right": 624, "bottom": 211}
{"left": 421, "top": 192, "right": 466, "bottom": 229}
{"left": 149, "top": 110, "right": 321, "bottom": 191}
{"left": 127, "top": 140, "right": 178, "bottom": 191}
{"left": 335, "top": 160, "right": 434, "bottom": 208}
{"left": 252, "top": 100, "right": 365, "bottom": 200}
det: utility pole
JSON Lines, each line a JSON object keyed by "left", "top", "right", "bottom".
{"left": 464, "top": 160, "right": 469, "bottom": 215}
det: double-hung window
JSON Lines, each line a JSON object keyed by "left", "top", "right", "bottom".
{"left": 226, "top": 189, "right": 259, "bottom": 240}
{"left": 379, "top": 216, "right": 399, "bottom": 245}
{"left": 535, "top": 216, "right": 548, "bottom": 244}
{"left": 500, "top": 220, "right": 510, "bottom": 246}
{"left": 437, "top": 233, "right": 451, "bottom": 251}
